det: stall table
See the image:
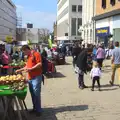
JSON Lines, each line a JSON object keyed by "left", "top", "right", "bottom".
{"left": 0, "top": 85, "right": 28, "bottom": 120}
{"left": 0, "top": 65, "right": 22, "bottom": 75}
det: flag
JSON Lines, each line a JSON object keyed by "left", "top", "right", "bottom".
{"left": 27, "top": 39, "right": 31, "bottom": 45}
{"left": 48, "top": 39, "right": 52, "bottom": 48}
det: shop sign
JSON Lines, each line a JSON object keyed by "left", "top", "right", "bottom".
{"left": 96, "top": 27, "right": 110, "bottom": 37}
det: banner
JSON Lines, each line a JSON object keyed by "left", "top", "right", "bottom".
{"left": 48, "top": 39, "right": 52, "bottom": 48}
{"left": 6, "top": 36, "right": 13, "bottom": 43}
{"left": 27, "top": 39, "right": 31, "bottom": 45}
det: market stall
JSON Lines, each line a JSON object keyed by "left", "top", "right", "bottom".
{"left": 0, "top": 60, "right": 26, "bottom": 75}
{"left": 0, "top": 74, "right": 28, "bottom": 120}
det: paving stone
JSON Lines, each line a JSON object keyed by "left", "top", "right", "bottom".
{"left": 24, "top": 58, "right": 120, "bottom": 120}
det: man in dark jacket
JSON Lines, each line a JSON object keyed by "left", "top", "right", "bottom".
{"left": 72, "top": 43, "right": 81, "bottom": 67}
{"left": 76, "top": 49, "right": 88, "bottom": 89}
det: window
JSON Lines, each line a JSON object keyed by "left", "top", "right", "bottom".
{"left": 77, "top": 18, "right": 82, "bottom": 35}
{"left": 110, "top": 0, "right": 115, "bottom": 5}
{"left": 78, "top": 5, "right": 82, "bottom": 12}
{"left": 90, "top": 29, "right": 92, "bottom": 37}
{"left": 71, "top": 18, "right": 76, "bottom": 35}
{"left": 65, "top": 33, "right": 68, "bottom": 36}
{"left": 102, "top": 0, "right": 106, "bottom": 9}
{"left": 72, "top": 5, "right": 77, "bottom": 12}
{"left": 87, "top": 29, "right": 89, "bottom": 37}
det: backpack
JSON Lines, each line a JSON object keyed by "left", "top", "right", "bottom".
{"left": 31, "top": 51, "right": 44, "bottom": 85}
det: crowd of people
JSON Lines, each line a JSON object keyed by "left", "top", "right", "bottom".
{"left": 73, "top": 41, "right": 120, "bottom": 92}
{"left": 1, "top": 41, "right": 120, "bottom": 116}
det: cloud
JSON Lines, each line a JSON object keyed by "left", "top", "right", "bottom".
{"left": 16, "top": 5, "right": 56, "bottom": 31}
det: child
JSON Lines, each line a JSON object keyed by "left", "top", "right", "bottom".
{"left": 90, "top": 61, "right": 101, "bottom": 91}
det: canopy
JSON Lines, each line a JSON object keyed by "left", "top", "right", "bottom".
{"left": 0, "top": 41, "right": 6, "bottom": 44}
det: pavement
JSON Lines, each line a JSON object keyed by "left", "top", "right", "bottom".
{"left": 25, "top": 57, "right": 120, "bottom": 120}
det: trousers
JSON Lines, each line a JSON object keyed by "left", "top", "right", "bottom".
{"left": 78, "top": 74, "right": 84, "bottom": 87}
{"left": 28, "top": 75, "right": 42, "bottom": 112}
{"left": 92, "top": 76, "right": 100, "bottom": 89}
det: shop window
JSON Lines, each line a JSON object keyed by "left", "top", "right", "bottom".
{"left": 110, "top": 0, "right": 115, "bottom": 5}
{"left": 102, "top": 0, "right": 106, "bottom": 9}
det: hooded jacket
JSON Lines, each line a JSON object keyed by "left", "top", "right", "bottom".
{"left": 76, "top": 49, "right": 88, "bottom": 74}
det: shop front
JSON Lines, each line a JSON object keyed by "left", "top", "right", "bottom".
{"left": 113, "top": 15, "right": 120, "bottom": 42}
{"left": 96, "top": 27, "right": 110, "bottom": 47}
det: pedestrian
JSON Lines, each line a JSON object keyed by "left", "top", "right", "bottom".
{"left": 92, "top": 45, "right": 97, "bottom": 61}
{"left": 16, "top": 45, "right": 43, "bottom": 116}
{"left": 1, "top": 50, "right": 11, "bottom": 75}
{"left": 72, "top": 43, "right": 81, "bottom": 68}
{"left": 109, "top": 41, "right": 120, "bottom": 86}
{"left": 76, "top": 49, "right": 88, "bottom": 89}
{"left": 96, "top": 45, "right": 105, "bottom": 70}
{"left": 90, "top": 61, "right": 101, "bottom": 91}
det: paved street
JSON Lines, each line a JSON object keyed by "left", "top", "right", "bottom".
{"left": 26, "top": 57, "right": 120, "bottom": 120}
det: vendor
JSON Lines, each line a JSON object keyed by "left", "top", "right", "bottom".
{"left": 16, "top": 45, "right": 43, "bottom": 116}
{"left": 1, "top": 51, "right": 11, "bottom": 75}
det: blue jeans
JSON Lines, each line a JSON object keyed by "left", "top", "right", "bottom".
{"left": 28, "top": 75, "right": 42, "bottom": 112}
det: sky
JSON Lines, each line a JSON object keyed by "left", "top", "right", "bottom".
{"left": 12, "top": 0, "right": 57, "bottom": 31}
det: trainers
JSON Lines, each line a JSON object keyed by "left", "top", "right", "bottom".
{"left": 98, "top": 88, "right": 101, "bottom": 91}
{"left": 36, "top": 112, "right": 42, "bottom": 117}
{"left": 79, "top": 86, "right": 84, "bottom": 90}
{"left": 29, "top": 109, "right": 36, "bottom": 114}
{"left": 83, "top": 85, "right": 88, "bottom": 88}
{"left": 91, "top": 89, "right": 94, "bottom": 91}
{"left": 109, "top": 81, "right": 113, "bottom": 86}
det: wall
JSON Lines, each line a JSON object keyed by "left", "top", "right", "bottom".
{"left": 69, "top": 0, "right": 82, "bottom": 40}
{"left": 113, "top": 15, "right": 120, "bottom": 42}
{"left": 82, "top": 0, "right": 95, "bottom": 44}
{"left": 96, "top": 0, "right": 120, "bottom": 15}
{"left": 57, "top": 0, "right": 82, "bottom": 41}
{"left": 113, "top": 15, "right": 120, "bottom": 28}
{"left": 57, "top": 19, "right": 69, "bottom": 40}
{"left": 16, "top": 28, "right": 43, "bottom": 43}
{"left": 0, "top": 0, "right": 16, "bottom": 41}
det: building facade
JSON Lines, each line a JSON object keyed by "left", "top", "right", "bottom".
{"left": 93, "top": 0, "right": 120, "bottom": 46}
{"left": 80, "top": 0, "right": 96, "bottom": 45}
{"left": 16, "top": 28, "right": 47, "bottom": 43}
{"left": 0, "top": 0, "right": 16, "bottom": 41}
{"left": 57, "top": 0, "right": 82, "bottom": 42}
{"left": 53, "top": 22, "right": 57, "bottom": 41}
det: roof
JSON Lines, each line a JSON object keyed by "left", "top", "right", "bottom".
{"left": 7, "top": 0, "right": 16, "bottom": 8}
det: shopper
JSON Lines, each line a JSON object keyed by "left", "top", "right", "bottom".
{"left": 96, "top": 45, "right": 105, "bottom": 70}
{"left": 109, "top": 41, "right": 120, "bottom": 86}
{"left": 90, "top": 61, "right": 101, "bottom": 91}
{"left": 1, "top": 50, "right": 11, "bottom": 66}
{"left": 1, "top": 51, "right": 11, "bottom": 75}
{"left": 76, "top": 49, "right": 88, "bottom": 89}
{"left": 16, "top": 45, "right": 43, "bottom": 116}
